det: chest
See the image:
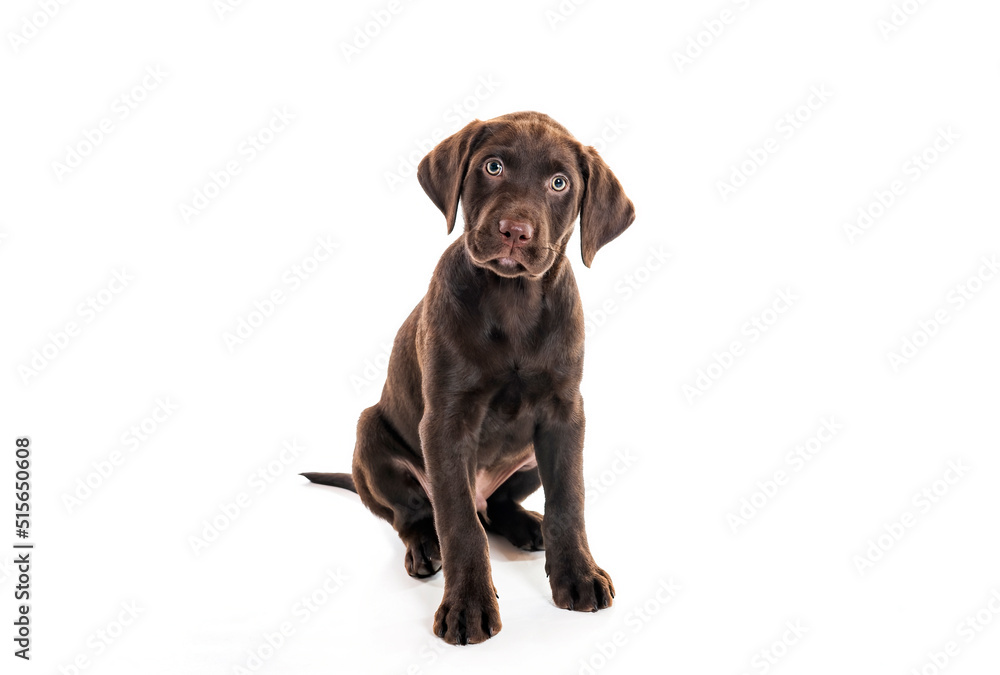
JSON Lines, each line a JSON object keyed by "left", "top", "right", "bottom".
{"left": 485, "top": 366, "right": 556, "bottom": 418}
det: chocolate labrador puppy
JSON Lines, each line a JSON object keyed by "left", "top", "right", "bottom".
{"left": 303, "top": 111, "right": 635, "bottom": 644}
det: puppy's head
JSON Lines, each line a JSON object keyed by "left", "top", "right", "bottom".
{"left": 417, "top": 111, "right": 635, "bottom": 277}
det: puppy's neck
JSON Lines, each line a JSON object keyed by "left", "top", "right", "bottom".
{"left": 451, "top": 241, "right": 569, "bottom": 335}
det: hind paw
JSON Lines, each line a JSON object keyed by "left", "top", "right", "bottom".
{"left": 402, "top": 530, "right": 442, "bottom": 578}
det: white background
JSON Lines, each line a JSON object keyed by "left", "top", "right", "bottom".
{"left": 1, "top": 0, "right": 999, "bottom": 673}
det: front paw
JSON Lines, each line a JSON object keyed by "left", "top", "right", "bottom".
{"left": 547, "top": 557, "right": 615, "bottom": 612}
{"left": 433, "top": 585, "right": 502, "bottom": 645}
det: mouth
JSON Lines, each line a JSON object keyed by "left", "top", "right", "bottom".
{"left": 466, "top": 231, "right": 547, "bottom": 277}
{"left": 485, "top": 255, "right": 526, "bottom": 276}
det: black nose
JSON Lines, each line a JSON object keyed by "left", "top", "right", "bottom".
{"left": 499, "top": 219, "right": 534, "bottom": 247}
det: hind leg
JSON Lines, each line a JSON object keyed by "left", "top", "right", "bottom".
{"left": 352, "top": 406, "right": 441, "bottom": 578}
{"left": 483, "top": 466, "right": 545, "bottom": 551}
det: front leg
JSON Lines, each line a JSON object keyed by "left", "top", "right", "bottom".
{"left": 419, "top": 407, "right": 502, "bottom": 645}
{"left": 535, "top": 395, "right": 615, "bottom": 612}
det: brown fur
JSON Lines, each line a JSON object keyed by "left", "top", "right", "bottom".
{"left": 303, "top": 111, "right": 635, "bottom": 644}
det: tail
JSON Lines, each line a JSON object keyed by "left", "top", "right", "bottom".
{"left": 300, "top": 472, "right": 357, "bottom": 493}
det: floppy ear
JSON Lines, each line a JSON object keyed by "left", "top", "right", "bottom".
{"left": 579, "top": 146, "right": 636, "bottom": 267}
{"left": 417, "top": 120, "right": 484, "bottom": 234}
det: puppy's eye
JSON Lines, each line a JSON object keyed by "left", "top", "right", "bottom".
{"left": 551, "top": 175, "right": 568, "bottom": 191}
{"left": 485, "top": 159, "right": 503, "bottom": 176}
